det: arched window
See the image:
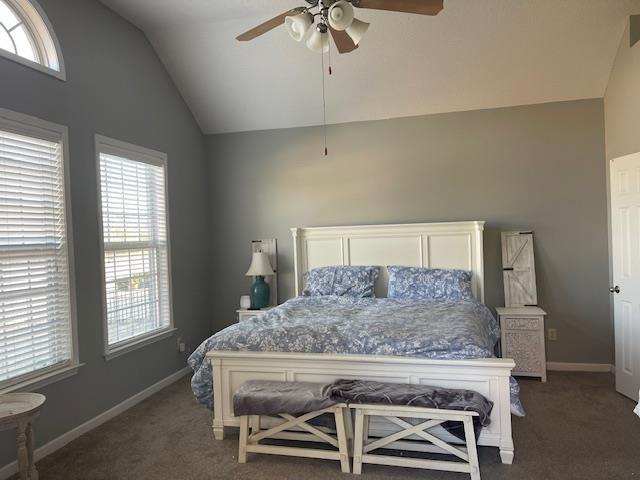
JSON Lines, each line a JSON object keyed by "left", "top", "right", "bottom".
{"left": 0, "top": 0, "right": 65, "bottom": 79}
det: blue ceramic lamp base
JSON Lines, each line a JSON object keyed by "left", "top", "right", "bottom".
{"left": 250, "top": 275, "right": 270, "bottom": 310}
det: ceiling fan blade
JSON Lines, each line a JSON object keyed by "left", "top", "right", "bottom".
{"left": 236, "top": 7, "right": 305, "bottom": 41}
{"left": 330, "top": 27, "right": 358, "bottom": 54}
{"left": 351, "top": 0, "right": 443, "bottom": 16}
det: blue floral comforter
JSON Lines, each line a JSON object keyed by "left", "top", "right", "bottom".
{"left": 188, "top": 296, "right": 525, "bottom": 416}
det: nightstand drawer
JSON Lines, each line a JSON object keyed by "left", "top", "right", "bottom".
{"left": 237, "top": 307, "right": 273, "bottom": 322}
{"left": 503, "top": 317, "right": 541, "bottom": 331}
{"left": 238, "top": 311, "right": 259, "bottom": 322}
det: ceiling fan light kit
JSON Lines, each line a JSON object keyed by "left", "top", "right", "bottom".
{"left": 236, "top": 0, "right": 444, "bottom": 52}
{"left": 345, "top": 18, "right": 369, "bottom": 45}
{"left": 285, "top": 12, "right": 313, "bottom": 42}
{"left": 328, "top": 1, "right": 355, "bottom": 31}
{"left": 306, "top": 27, "right": 330, "bottom": 53}
{"left": 286, "top": 0, "right": 364, "bottom": 52}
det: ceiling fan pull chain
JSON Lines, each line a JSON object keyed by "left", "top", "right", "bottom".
{"left": 328, "top": 39, "right": 333, "bottom": 75}
{"left": 321, "top": 47, "right": 328, "bottom": 156}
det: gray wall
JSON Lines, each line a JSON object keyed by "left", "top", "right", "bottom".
{"left": 0, "top": 0, "right": 210, "bottom": 468}
{"left": 605, "top": 18, "right": 640, "bottom": 160}
{"left": 208, "top": 99, "right": 611, "bottom": 365}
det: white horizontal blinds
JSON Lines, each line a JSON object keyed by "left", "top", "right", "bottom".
{"left": 99, "top": 152, "right": 169, "bottom": 347}
{"left": 0, "top": 128, "right": 72, "bottom": 386}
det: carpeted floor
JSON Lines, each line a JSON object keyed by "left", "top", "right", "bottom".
{"left": 23, "top": 372, "right": 640, "bottom": 480}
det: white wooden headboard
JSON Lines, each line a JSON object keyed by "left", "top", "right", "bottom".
{"left": 291, "top": 221, "right": 485, "bottom": 302}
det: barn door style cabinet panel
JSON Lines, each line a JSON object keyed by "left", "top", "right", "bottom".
{"left": 501, "top": 231, "right": 537, "bottom": 307}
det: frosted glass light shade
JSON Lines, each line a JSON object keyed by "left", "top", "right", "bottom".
{"left": 306, "top": 29, "right": 329, "bottom": 53}
{"left": 346, "top": 18, "right": 369, "bottom": 45}
{"left": 246, "top": 252, "right": 275, "bottom": 276}
{"left": 285, "top": 12, "right": 313, "bottom": 42}
{"left": 328, "top": 1, "right": 354, "bottom": 31}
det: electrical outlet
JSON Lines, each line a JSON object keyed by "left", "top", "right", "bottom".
{"left": 548, "top": 328, "right": 557, "bottom": 341}
{"left": 177, "top": 337, "right": 186, "bottom": 353}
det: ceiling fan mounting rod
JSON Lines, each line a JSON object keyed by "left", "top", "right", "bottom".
{"left": 306, "top": 0, "right": 340, "bottom": 7}
{"left": 318, "top": 0, "right": 333, "bottom": 22}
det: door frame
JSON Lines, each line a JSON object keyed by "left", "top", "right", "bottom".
{"left": 608, "top": 151, "right": 640, "bottom": 400}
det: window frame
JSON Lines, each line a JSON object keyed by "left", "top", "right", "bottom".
{"left": 0, "top": 0, "right": 66, "bottom": 80}
{"left": 94, "top": 134, "right": 175, "bottom": 360}
{"left": 0, "top": 107, "right": 79, "bottom": 394}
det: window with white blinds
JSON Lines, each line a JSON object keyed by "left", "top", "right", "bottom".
{"left": 96, "top": 137, "right": 172, "bottom": 353}
{"left": 0, "top": 111, "right": 75, "bottom": 389}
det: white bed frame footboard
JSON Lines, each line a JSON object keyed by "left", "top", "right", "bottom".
{"left": 208, "top": 351, "right": 516, "bottom": 464}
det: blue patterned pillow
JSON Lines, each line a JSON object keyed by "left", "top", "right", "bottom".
{"left": 387, "top": 266, "right": 474, "bottom": 301}
{"left": 303, "top": 266, "right": 380, "bottom": 298}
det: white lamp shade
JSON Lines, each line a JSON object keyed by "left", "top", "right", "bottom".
{"left": 328, "top": 1, "right": 354, "bottom": 31}
{"left": 285, "top": 12, "right": 313, "bottom": 42}
{"left": 306, "top": 29, "right": 329, "bottom": 53}
{"left": 346, "top": 18, "right": 369, "bottom": 45}
{"left": 246, "top": 252, "right": 275, "bottom": 276}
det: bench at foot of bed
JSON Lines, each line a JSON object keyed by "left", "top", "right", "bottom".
{"left": 351, "top": 403, "right": 482, "bottom": 479}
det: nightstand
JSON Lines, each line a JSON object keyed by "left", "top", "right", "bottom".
{"left": 496, "top": 307, "right": 547, "bottom": 382}
{"left": 237, "top": 307, "right": 273, "bottom": 322}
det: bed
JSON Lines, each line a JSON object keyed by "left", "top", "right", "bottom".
{"left": 191, "top": 221, "right": 518, "bottom": 464}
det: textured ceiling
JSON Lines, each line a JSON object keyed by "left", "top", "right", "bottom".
{"left": 100, "top": 0, "right": 638, "bottom": 134}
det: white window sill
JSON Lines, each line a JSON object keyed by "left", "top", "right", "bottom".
{"left": 0, "top": 363, "right": 83, "bottom": 395}
{"left": 104, "top": 328, "right": 177, "bottom": 361}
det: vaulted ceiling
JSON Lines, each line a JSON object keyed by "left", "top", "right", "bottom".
{"left": 100, "top": 0, "right": 639, "bottom": 134}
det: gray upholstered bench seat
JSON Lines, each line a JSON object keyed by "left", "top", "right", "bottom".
{"left": 327, "top": 378, "right": 494, "bottom": 440}
{"left": 233, "top": 380, "right": 351, "bottom": 473}
{"left": 233, "top": 380, "right": 337, "bottom": 417}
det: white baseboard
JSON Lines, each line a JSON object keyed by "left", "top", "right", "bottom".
{"left": 0, "top": 366, "right": 191, "bottom": 480}
{"left": 547, "top": 362, "right": 615, "bottom": 373}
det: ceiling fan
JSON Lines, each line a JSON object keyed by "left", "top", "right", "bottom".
{"left": 236, "top": 0, "right": 444, "bottom": 53}
{"left": 236, "top": 0, "right": 444, "bottom": 155}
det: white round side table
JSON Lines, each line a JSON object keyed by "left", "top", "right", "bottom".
{"left": 0, "top": 393, "right": 46, "bottom": 480}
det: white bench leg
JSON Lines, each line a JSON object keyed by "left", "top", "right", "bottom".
{"left": 463, "top": 417, "right": 481, "bottom": 480}
{"left": 352, "top": 409, "right": 365, "bottom": 475}
{"left": 334, "top": 408, "right": 351, "bottom": 473}
{"left": 362, "top": 415, "right": 369, "bottom": 443}
{"left": 251, "top": 415, "right": 261, "bottom": 434}
{"left": 238, "top": 416, "right": 249, "bottom": 464}
{"left": 342, "top": 407, "right": 354, "bottom": 454}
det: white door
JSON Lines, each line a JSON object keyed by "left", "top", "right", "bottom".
{"left": 610, "top": 152, "right": 640, "bottom": 401}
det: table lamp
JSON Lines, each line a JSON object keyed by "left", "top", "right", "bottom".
{"left": 246, "top": 251, "right": 275, "bottom": 309}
